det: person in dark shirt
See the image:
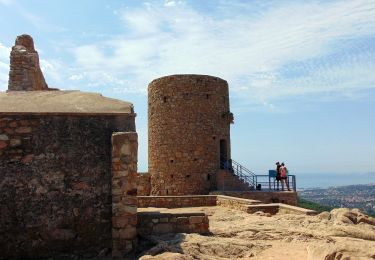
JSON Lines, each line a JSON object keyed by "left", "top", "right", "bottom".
{"left": 276, "top": 161, "right": 281, "bottom": 190}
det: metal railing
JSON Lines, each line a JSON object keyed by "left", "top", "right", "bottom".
{"left": 220, "top": 160, "right": 296, "bottom": 192}
{"left": 221, "top": 159, "right": 256, "bottom": 189}
{"left": 254, "top": 174, "right": 296, "bottom": 191}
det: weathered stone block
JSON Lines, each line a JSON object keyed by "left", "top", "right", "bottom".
{"left": 117, "top": 226, "right": 137, "bottom": 239}
{"left": 0, "top": 141, "right": 7, "bottom": 149}
{"left": 9, "top": 139, "right": 21, "bottom": 147}
{"left": 153, "top": 223, "right": 173, "bottom": 234}
{"left": 189, "top": 216, "right": 205, "bottom": 224}
{"left": 0, "top": 134, "right": 9, "bottom": 141}
{"left": 112, "top": 216, "right": 129, "bottom": 228}
{"left": 15, "top": 126, "right": 32, "bottom": 133}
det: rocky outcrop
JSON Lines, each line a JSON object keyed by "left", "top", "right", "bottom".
{"left": 8, "top": 34, "right": 49, "bottom": 91}
{"left": 138, "top": 206, "right": 375, "bottom": 259}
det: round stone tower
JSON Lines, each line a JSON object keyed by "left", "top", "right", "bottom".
{"left": 148, "top": 74, "right": 233, "bottom": 195}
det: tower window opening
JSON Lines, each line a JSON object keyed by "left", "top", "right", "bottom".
{"left": 186, "top": 174, "right": 190, "bottom": 178}
{"left": 170, "top": 159, "right": 174, "bottom": 163}
{"left": 163, "top": 96, "right": 167, "bottom": 102}
{"left": 206, "top": 94, "right": 210, "bottom": 99}
{"left": 207, "top": 174, "right": 211, "bottom": 181}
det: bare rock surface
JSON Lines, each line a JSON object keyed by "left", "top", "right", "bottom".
{"left": 138, "top": 206, "right": 375, "bottom": 259}
{"left": 8, "top": 34, "right": 50, "bottom": 91}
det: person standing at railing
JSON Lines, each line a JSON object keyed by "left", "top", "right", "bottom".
{"left": 276, "top": 161, "right": 281, "bottom": 190}
{"left": 280, "top": 162, "right": 291, "bottom": 191}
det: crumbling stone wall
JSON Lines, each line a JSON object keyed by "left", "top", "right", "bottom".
{"left": 148, "top": 75, "right": 232, "bottom": 195}
{"left": 8, "top": 34, "right": 49, "bottom": 91}
{"left": 111, "top": 132, "right": 138, "bottom": 258}
{"left": 211, "top": 191, "right": 298, "bottom": 206}
{"left": 0, "top": 114, "right": 135, "bottom": 258}
{"left": 137, "top": 211, "right": 209, "bottom": 235}
{"left": 137, "top": 195, "right": 217, "bottom": 208}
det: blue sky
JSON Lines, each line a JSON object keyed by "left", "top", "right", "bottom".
{"left": 0, "top": 0, "right": 375, "bottom": 176}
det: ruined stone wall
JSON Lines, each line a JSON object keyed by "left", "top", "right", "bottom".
{"left": 0, "top": 114, "right": 135, "bottom": 258}
{"left": 216, "top": 195, "right": 261, "bottom": 212}
{"left": 8, "top": 34, "right": 49, "bottom": 91}
{"left": 111, "top": 132, "right": 138, "bottom": 258}
{"left": 137, "top": 195, "right": 217, "bottom": 208}
{"left": 211, "top": 191, "right": 298, "bottom": 206}
{"left": 137, "top": 211, "right": 209, "bottom": 235}
{"left": 148, "top": 75, "right": 232, "bottom": 195}
{"left": 137, "top": 172, "right": 151, "bottom": 196}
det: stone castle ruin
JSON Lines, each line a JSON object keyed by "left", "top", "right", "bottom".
{"left": 8, "top": 34, "right": 49, "bottom": 91}
{"left": 148, "top": 75, "right": 233, "bottom": 195}
{"left": 0, "top": 35, "right": 138, "bottom": 258}
{"left": 0, "top": 35, "right": 299, "bottom": 259}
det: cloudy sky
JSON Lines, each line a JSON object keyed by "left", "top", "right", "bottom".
{"left": 0, "top": 0, "right": 374, "bottom": 176}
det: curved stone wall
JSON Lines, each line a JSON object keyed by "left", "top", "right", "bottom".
{"left": 148, "top": 74, "right": 232, "bottom": 195}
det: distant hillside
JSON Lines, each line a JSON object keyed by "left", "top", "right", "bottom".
{"left": 297, "top": 197, "right": 335, "bottom": 213}
{"left": 299, "top": 184, "right": 375, "bottom": 216}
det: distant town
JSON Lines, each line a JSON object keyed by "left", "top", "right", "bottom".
{"left": 299, "top": 184, "right": 375, "bottom": 216}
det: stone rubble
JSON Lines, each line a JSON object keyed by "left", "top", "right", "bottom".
{"left": 8, "top": 34, "right": 50, "bottom": 91}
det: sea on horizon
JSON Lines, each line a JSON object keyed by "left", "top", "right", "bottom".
{"left": 295, "top": 172, "right": 375, "bottom": 190}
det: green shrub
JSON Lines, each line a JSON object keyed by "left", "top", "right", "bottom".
{"left": 297, "top": 197, "right": 334, "bottom": 213}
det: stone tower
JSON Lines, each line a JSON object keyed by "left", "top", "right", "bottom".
{"left": 8, "top": 34, "right": 49, "bottom": 91}
{"left": 148, "top": 74, "right": 233, "bottom": 195}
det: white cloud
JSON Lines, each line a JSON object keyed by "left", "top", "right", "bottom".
{"left": 0, "top": 43, "right": 10, "bottom": 91}
{"left": 0, "top": 0, "right": 13, "bottom": 5}
{"left": 70, "top": 0, "right": 375, "bottom": 106}
{"left": 164, "top": 1, "right": 176, "bottom": 7}
{"left": 40, "top": 59, "right": 65, "bottom": 87}
{"left": 69, "top": 74, "right": 84, "bottom": 81}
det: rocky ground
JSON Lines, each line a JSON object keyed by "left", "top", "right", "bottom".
{"left": 137, "top": 206, "right": 375, "bottom": 259}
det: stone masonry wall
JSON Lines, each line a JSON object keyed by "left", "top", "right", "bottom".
{"left": 216, "top": 195, "right": 261, "bottom": 212}
{"left": 137, "top": 195, "right": 313, "bottom": 215}
{"left": 0, "top": 114, "right": 135, "bottom": 258}
{"left": 137, "top": 212, "right": 209, "bottom": 236}
{"left": 111, "top": 132, "right": 138, "bottom": 259}
{"left": 137, "top": 195, "right": 217, "bottom": 208}
{"left": 216, "top": 169, "right": 254, "bottom": 191}
{"left": 211, "top": 191, "right": 298, "bottom": 206}
{"left": 8, "top": 34, "right": 49, "bottom": 91}
{"left": 137, "top": 172, "right": 151, "bottom": 196}
{"left": 148, "top": 75, "right": 232, "bottom": 195}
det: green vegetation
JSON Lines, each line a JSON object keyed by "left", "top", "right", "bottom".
{"left": 297, "top": 197, "right": 334, "bottom": 213}
{"left": 299, "top": 184, "right": 375, "bottom": 217}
